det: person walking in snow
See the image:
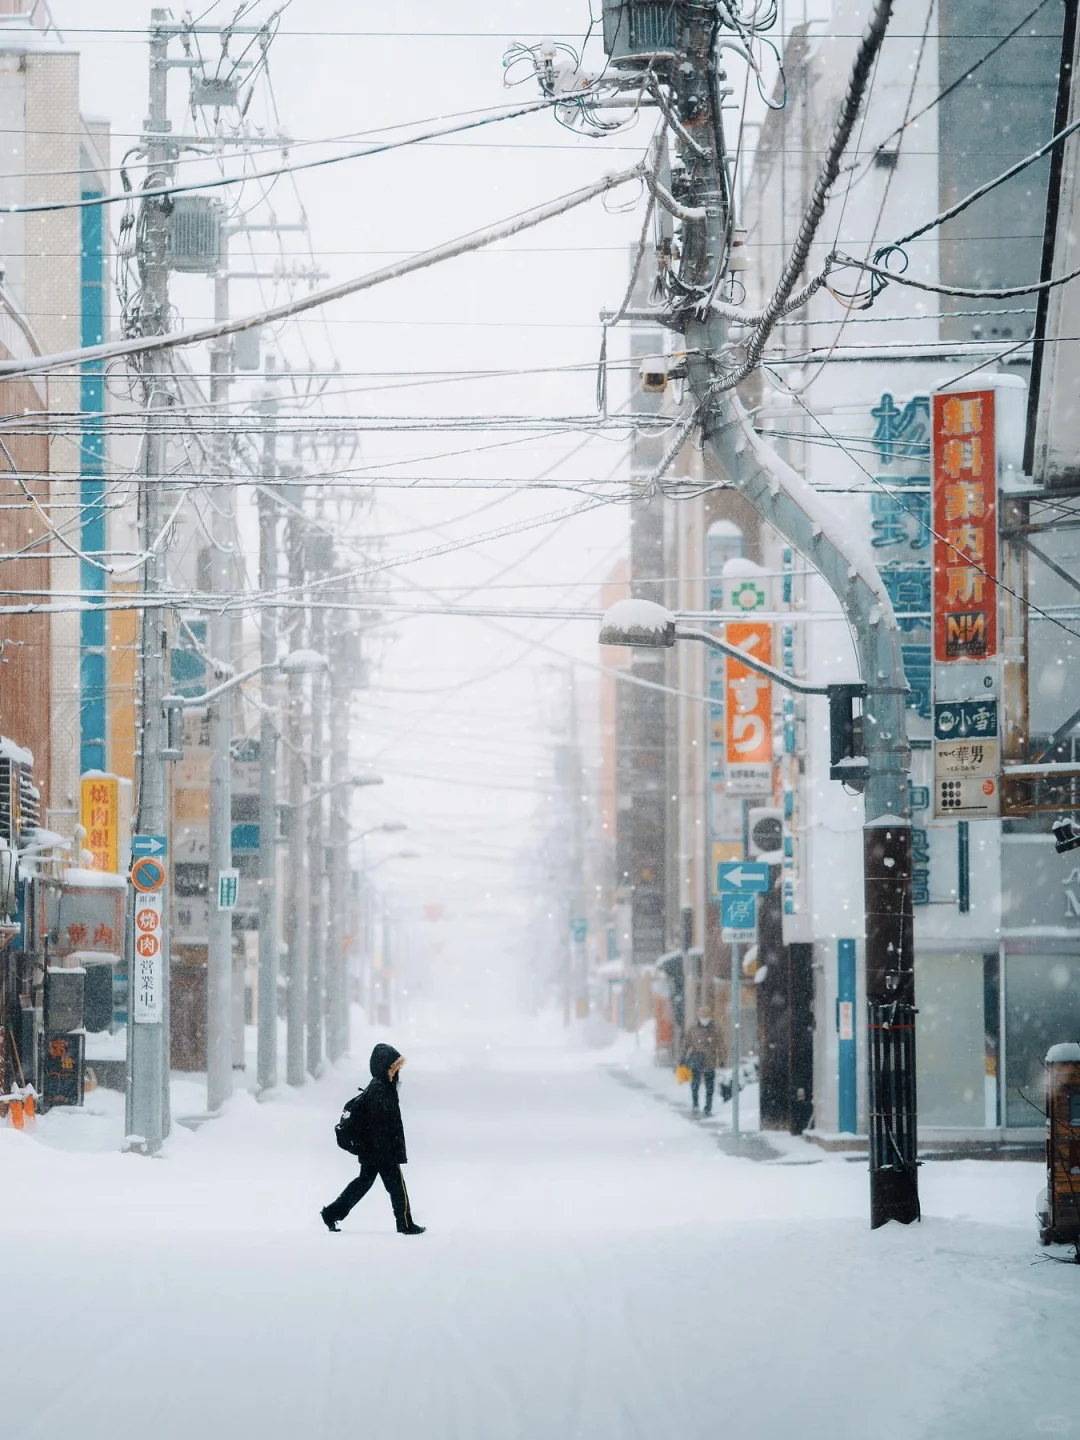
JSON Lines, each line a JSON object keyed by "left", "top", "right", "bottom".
{"left": 681, "top": 1008, "right": 723, "bottom": 1116}
{"left": 321, "top": 1043, "right": 426, "bottom": 1235}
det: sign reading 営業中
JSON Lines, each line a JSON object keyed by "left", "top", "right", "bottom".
{"left": 132, "top": 889, "right": 163, "bottom": 1024}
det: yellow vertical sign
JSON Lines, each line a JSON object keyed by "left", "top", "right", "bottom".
{"left": 80, "top": 774, "right": 120, "bottom": 873}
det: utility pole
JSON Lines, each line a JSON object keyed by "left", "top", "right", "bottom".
{"left": 326, "top": 598, "right": 351, "bottom": 1064}
{"left": 206, "top": 266, "right": 234, "bottom": 1114}
{"left": 126, "top": 9, "right": 174, "bottom": 1153}
{"left": 568, "top": 669, "right": 588, "bottom": 1019}
{"left": 595, "top": 1, "right": 917, "bottom": 1225}
{"left": 256, "top": 358, "right": 280, "bottom": 1092}
{"left": 307, "top": 580, "right": 327, "bottom": 1077}
{"left": 283, "top": 480, "right": 308, "bottom": 1085}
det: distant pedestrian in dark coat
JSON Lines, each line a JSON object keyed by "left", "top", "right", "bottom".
{"left": 681, "top": 1010, "right": 724, "bottom": 1116}
{"left": 321, "top": 1043, "right": 425, "bottom": 1234}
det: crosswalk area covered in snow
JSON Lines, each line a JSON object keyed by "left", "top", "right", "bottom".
{"left": 4, "top": 1015, "right": 1077, "bottom": 1440}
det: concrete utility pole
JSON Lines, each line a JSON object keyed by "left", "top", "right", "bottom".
{"left": 256, "top": 361, "right": 280, "bottom": 1092}
{"left": 206, "top": 267, "right": 234, "bottom": 1114}
{"left": 307, "top": 584, "right": 327, "bottom": 1077}
{"left": 126, "top": 9, "right": 174, "bottom": 1153}
{"left": 283, "top": 481, "right": 309, "bottom": 1086}
{"left": 597, "top": 0, "right": 917, "bottom": 1226}
{"left": 325, "top": 600, "right": 351, "bottom": 1064}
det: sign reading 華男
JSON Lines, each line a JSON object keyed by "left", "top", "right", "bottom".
{"left": 724, "top": 621, "right": 773, "bottom": 795}
{"left": 132, "top": 890, "right": 163, "bottom": 1024}
{"left": 931, "top": 390, "right": 1001, "bottom": 818}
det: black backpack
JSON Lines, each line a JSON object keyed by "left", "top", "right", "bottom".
{"left": 334, "top": 1090, "right": 368, "bottom": 1154}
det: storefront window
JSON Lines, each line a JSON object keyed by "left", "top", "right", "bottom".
{"left": 1005, "top": 952, "right": 1080, "bottom": 1128}
{"left": 915, "top": 951, "right": 987, "bottom": 1128}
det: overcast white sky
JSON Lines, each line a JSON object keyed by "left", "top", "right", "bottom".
{"left": 47, "top": 0, "right": 652, "bottom": 1002}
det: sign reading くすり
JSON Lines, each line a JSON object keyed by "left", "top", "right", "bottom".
{"left": 932, "top": 390, "right": 997, "bottom": 663}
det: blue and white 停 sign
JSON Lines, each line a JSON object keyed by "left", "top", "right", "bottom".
{"left": 720, "top": 891, "right": 757, "bottom": 942}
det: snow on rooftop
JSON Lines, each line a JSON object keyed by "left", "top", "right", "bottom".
{"left": 0, "top": 734, "right": 33, "bottom": 768}
{"left": 1045, "top": 1042, "right": 1080, "bottom": 1064}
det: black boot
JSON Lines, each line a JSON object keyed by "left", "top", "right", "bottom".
{"left": 398, "top": 1221, "right": 426, "bottom": 1235}
{"left": 321, "top": 1207, "right": 340, "bottom": 1233}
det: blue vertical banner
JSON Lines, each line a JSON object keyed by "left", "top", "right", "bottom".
{"left": 837, "top": 937, "right": 857, "bottom": 1134}
{"left": 80, "top": 178, "right": 107, "bottom": 773}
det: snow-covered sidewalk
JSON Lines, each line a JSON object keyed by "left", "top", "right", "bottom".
{"left": 3, "top": 1015, "right": 1076, "bottom": 1440}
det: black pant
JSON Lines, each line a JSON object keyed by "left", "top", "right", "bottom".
{"left": 691, "top": 1066, "right": 715, "bottom": 1113}
{"left": 326, "top": 1162, "right": 413, "bottom": 1229}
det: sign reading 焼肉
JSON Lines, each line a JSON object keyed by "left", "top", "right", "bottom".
{"left": 932, "top": 390, "right": 997, "bottom": 664}
{"left": 931, "top": 389, "right": 1001, "bottom": 818}
{"left": 80, "top": 774, "right": 120, "bottom": 873}
{"left": 132, "top": 890, "right": 163, "bottom": 1023}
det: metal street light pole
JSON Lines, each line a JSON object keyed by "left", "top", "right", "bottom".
{"left": 593, "top": 0, "right": 916, "bottom": 1229}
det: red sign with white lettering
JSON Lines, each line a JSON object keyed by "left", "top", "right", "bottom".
{"left": 932, "top": 389, "right": 998, "bottom": 663}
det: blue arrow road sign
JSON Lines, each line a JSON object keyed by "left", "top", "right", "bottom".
{"left": 132, "top": 834, "right": 168, "bottom": 859}
{"left": 721, "top": 892, "right": 757, "bottom": 934}
{"left": 716, "top": 860, "right": 771, "bottom": 894}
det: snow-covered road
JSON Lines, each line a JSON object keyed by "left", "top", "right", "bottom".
{"left": 5, "top": 1020, "right": 1078, "bottom": 1440}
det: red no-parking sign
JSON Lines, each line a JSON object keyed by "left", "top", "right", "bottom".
{"left": 130, "top": 855, "right": 166, "bottom": 892}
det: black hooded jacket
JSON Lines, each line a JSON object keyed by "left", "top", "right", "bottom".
{"left": 355, "top": 1043, "right": 408, "bottom": 1166}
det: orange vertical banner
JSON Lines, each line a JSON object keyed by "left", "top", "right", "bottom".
{"left": 724, "top": 621, "right": 773, "bottom": 795}
{"left": 932, "top": 389, "right": 997, "bottom": 663}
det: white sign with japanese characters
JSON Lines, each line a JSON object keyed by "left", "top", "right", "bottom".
{"left": 132, "top": 890, "right": 163, "bottom": 1024}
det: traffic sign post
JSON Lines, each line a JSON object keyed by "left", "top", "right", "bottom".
{"left": 716, "top": 860, "right": 771, "bottom": 894}
{"left": 132, "top": 833, "right": 168, "bottom": 860}
{"left": 717, "top": 867, "right": 768, "bottom": 1145}
{"left": 720, "top": 890, "right": 757, "bottom": 942}
{"left": 130, "top": 855, "right": 167, "bottom": 893}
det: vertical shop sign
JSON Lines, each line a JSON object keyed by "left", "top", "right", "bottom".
{"left": 132, "top": 890, "right": 163, "bottom": 1023}
{"left": 80, "top": 773, "right": 119, "bottom": 873}
{"left": 932, "top": 389, "right": 1001, "bottom": 817}
{"left": 724, "top": 621, "right": 773, "bottom": 795}
{"left": 932, "top": 390, "right": 997, "bottom": 663}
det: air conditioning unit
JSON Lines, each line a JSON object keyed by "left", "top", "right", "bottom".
{"left": 0, "top": 746, "right": 39, "bottom": 851}
{"left": 168, "top": 196, "right": 223, "bottom": 274}
{"left": 748, "top": 807, "right": 784, "bottom": 862}
{"left": 602, "top": 1, "right": 680, "bottom": 68}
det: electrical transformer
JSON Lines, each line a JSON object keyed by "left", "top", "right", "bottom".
{"left": 602, "top": 1, "right": 681, "bottom": 67}
{"left": 167, "top": 195, "right": 223, "bottom": 274}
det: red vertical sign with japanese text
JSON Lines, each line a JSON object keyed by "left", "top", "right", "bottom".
{"left": 932, "top": 389, "right": 997, "bottom": 663}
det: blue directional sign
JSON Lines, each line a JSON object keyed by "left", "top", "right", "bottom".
{"left": 721, "top": 891, "right": 757, "bottom": 938}
{"left": 716, "top": 860, "right": 771, "bottom": 894}
{"left": 132, "top": 833, "right": 168, "bottom": 860}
